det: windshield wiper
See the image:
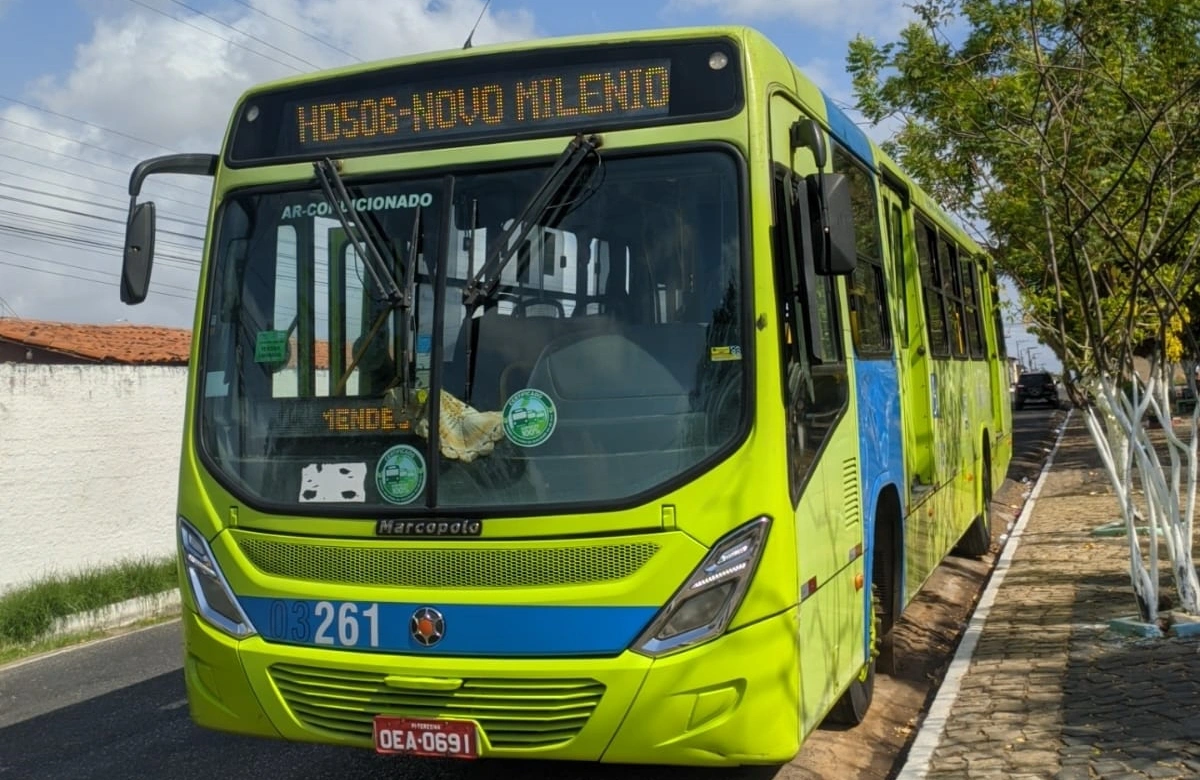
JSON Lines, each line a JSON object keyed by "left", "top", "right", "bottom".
{"left": 392, "top": 206, "right": 422, "bottom": 403}
{"left": 313, "top": 158, "right": 417, "bottom": 400}
{"left": 314, "top": 158, "right": 405, "bottom": 306}
{"left": 460, "top": 134, "right": 601, "bottom": 404}
{"left": 461, "top": 133, "right": 601, "bottom": 311}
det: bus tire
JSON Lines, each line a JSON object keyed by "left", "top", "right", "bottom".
{"left": 954, "top": 446, "right": 992, "bottom": 558}
{"left": 826, "top": 498, "right": 896, "bottom": 726}
{"left": 825, "top": 584, "right": 878, "bottom": 726}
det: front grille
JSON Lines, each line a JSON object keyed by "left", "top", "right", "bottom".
{"left": 233, "top": 532, "right": 659, "bottom": 588}
{"left": 270, "top": 663, "right": 604, "bottom": 748}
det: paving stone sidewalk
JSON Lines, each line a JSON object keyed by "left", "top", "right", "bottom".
{"left": 920, "top": 413, "right": 1200, "bottom": 780}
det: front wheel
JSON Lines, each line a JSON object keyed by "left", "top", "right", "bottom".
{"left": 824, "top": 585, "right": 879, "bottom": 726}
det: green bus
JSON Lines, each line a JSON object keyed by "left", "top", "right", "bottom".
{"left": 120, "top": 24, "right": 1012, "bottom": 766}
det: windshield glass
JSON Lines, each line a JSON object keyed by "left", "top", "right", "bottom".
{"left": 199, "top": 149, "right": 747, "bottom": 515}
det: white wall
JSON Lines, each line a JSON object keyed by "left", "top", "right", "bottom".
{"left": 0, "top": 364, "right": 187, "bottom": 593}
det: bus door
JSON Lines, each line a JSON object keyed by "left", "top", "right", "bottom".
{"left": 769, "top": 92, "right": 863, "bottom": 734}
{"left": 881, "top": 181, "right": 937, "bottom": 510}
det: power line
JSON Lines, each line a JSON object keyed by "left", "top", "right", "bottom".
{"left": 0, "top": 181, "right": 208, "bottom": 228}
{"left": 0, "top": 94, "right": 178, "bottom": 154}
{"left": 0, "top": 194, "right": 204, "bottom": 242}
{"left": 0, "top": 245, "right": 196, "bottom": 294}
{"left": 0, "top": 133, "right": 211, "bottom": 197}
{"left": 0, "top": 258, "right": 194, "bottom": 301}
{"left": 0, "top": 222, "right": 202, "bottom": 267}
{"left": 0, "top": 115, "right": 146, "bottom": 163}
{"left": 0, "top": 207, "right": 201, "bottom": 247}
{"left": 125, "top": 0, "right": 304, "bottom": 74}
{"left": 162, "top": 0, "right": 320, "bottom": 69}
{"left": 0, "top": 256, "right": 195, "bottom": 302}
{"left": 228, "top": 0, "right": 361, "bottom": 63}
{"left": 0, "top": 161, "right": 208, "bottom": 211}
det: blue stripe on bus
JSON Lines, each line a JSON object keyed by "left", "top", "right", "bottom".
{"left": 821, "top": 91, "right": 874, "bottom": 167}
{"left": 854, "top": 357, "right": 905, "bottom": 652}
{"left": 238, "top": 597, "right": 657, "bottom": 657}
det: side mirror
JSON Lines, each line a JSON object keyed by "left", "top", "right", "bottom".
{"left": 121, "top": 201, "right": 157, "bottom": 304}
{"left": 808, "top": 172, "right": 857, "bottom": 276}
{"left": 118, "top": 152, "right": 218, "bottom": 305}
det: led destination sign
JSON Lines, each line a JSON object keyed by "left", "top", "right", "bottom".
{"left": 225, "top": 39, "right": 743, "bottom": 164}
{"left": 289, "top": 62, "right": 671, "bottom": 151}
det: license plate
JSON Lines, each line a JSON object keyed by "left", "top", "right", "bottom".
{"left": 373, "top": 716, "right": 479, "bottom": 759}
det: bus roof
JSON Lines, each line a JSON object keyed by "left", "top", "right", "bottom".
{"left": 236, "top": 25, "right": 763, "bottom": 98}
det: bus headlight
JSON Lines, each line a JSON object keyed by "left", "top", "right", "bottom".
{"left": 632, "top": 516, "right": 771, "bottom": 657}
{"left": 179, "top": 517, "right": 256, "bottom": 638}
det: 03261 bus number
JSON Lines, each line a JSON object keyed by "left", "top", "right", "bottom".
{"left": 267, "top": 600, "right": 380, "bottom": 648}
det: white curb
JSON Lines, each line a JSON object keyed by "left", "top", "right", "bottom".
{"left": 48, "top": 588, "right": 181, "bottom": 641}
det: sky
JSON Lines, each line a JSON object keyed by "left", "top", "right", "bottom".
{"left": 0, "top": 0, "right": 1058, "bottom": 372}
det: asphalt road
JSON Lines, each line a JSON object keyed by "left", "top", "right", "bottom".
{"left": 0, "top": 407, "right": 1063, "bottom": 780}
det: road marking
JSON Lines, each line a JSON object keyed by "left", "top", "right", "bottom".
{"left": 159, "top": 698, "right": 189, "bottom": 711}
{"left": 895, "top": 411, "right": 1071, "bottom": 779}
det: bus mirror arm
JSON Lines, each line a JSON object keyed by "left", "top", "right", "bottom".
{"left": 790, "top": 118, "right": 827, "bottom": 169}
{"left": 122, "top": 153, "right": 218, "bottom": 305}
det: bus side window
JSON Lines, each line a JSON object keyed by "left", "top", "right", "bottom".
{"left": 937, "top": 234, "right": 967, "bottom": 358}
{"left": 961, "top": 255, "right": 986, "bottom": 359}
{"left": 916, "top": 217, "right": 950, "bottom": 357}
{"left": 832, "top": 145, "right": 891, "bottom": 358}
{"left": 887, "top": 203, "right": 909, "bottom": 347}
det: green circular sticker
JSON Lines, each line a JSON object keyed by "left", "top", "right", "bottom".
{"left": 502, "top": 388, "right": 557, "bottom": 448}
{"left": 375, "top": 445, "right": 426, "bottom": 505}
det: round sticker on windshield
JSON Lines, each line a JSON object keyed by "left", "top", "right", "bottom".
{"left": 502, "top": 389, "right": 557, "bottom": 448}
{"left": 375, "top": 445, "right": 426, "bottom": 505}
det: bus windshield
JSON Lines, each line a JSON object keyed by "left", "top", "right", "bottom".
{"left": 198, "top": 148, "right": 747, "bottom": 515}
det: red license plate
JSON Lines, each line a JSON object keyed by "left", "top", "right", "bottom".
{"left": 373, "top": 716, "right": 479, "bottom": 759}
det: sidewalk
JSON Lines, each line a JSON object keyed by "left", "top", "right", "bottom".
{"left": 898, "top": 412, "right": 1200, "bottom": 780}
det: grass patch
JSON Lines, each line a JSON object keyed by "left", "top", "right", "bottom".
{"left": 0, "top": 556, "right": 177, "bottom": 645}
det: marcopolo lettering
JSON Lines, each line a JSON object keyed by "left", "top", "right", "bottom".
{"left": 376, "top": 519, "right": 483, "bottom": 537}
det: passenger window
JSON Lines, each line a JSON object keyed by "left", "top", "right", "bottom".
{"left": 916, "top": 218, "right": 950, "bottom": 357}
{"left": 937, "top": 236, "right": 966, "bottom": 357}
{"left": 960, "top": 257, "right": 985, "bottom": 359}
{"left": 833, "top": 146, "right": 890, "bottom": 357}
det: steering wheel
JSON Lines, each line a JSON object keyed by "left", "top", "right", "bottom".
{"left": 704, "top": 367, "right": 743, "bottom": 446}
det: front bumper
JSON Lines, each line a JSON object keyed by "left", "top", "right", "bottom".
{"left": 181, "top": 604, "right": 801, "bottom": 767}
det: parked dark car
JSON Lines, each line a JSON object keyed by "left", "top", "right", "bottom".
{"left": 1015, "top": 371, "right": 1061, "bottom": 409}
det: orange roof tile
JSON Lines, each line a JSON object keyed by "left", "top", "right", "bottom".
{"left": 0, "top": 318, "right": 193, "bottom": 365}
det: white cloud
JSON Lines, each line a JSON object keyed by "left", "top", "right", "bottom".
{"left": 666, "top": 0, "right": 911, "bottom": 35}
{"left": 0, "top": 0, "right": 536, "bottom": 328}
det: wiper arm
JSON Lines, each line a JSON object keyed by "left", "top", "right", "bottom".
{"left": 461, "top": 133, "right": 601, "bottom": 311}
{"left": 313, "top": 158, "right": 406, "bottom": 307}
{"left": 313, "top": 158, "right": 417, "bottom": 398}
{"left": 392, "top": 205, "right": 422, "bottom": 404}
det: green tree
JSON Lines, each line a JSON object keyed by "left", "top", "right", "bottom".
{"left": 847, "top": 0, "right": 1200, "bottom": 623}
